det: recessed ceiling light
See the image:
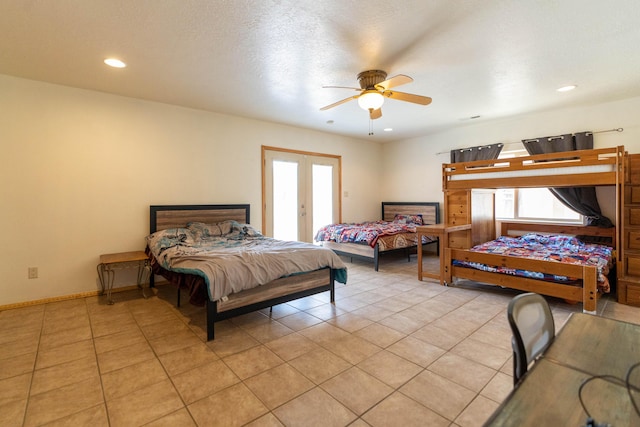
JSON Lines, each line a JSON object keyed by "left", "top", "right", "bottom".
{"left": 104, "top": 58, "right": 126, "bottom": 68}
{"left": 326, "top": 120, "right": 334, "bottom": 125}
{"left": 383, "top": 128, "right": 393, "bottom": 132}
{"left": 557, "top": 85, "right": 576, "bottom": 92}
{"left": 470, "top": 115, "right": 481, "bottom": 119}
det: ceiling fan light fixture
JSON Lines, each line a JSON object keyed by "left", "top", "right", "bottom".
{"left": 557, "top": 85, "right": 576, "bottom": 92}
{"left": 358, "top": 90, "right": 384, "bottom": 111}
{"left": 104, "top": 58, "right": 126, "bottom": 68}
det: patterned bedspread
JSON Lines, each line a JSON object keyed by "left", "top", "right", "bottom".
{"left": 314, "top": 217, "right": 432, "bottom": 248}
{"left": 147, "top": 221, "right": 347, "bottom": 301}
{"left": 453, "top": 233, "right": 613, "bottom": 292}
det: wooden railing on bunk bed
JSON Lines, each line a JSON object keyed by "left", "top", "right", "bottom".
{"left": 443, "top": 146, "right": 624, "bottom": 190}
{"left": 440, "top": 145, "right": 624, "bottom": 314}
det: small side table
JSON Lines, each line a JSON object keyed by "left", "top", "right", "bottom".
{"left": 417, "top": 223, "right": 472, "bottom": 285}
{"left": 97, "top": 251, "right": 151, "bottom": 304}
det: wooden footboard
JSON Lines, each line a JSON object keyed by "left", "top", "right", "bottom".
{"left": 445, "top": 248, "right": 598, "bottom": 313}
{"left": 321, "top": 241, "right": 384, "bottom": 270}
{"left": 206, "top": 268, "right": 335, "bottom": 340}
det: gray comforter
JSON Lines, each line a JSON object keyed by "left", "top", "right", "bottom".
{"left": 147, "top": 224, "right": 347, "bottom": 301}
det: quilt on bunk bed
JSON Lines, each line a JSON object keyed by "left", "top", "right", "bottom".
{"left": 314, "top": 214, "right": 436, "bottom": 250}
{"left": 146, "top": 220, "right": 347, "bottom": 303}
{"left": 452, "top": 233, "right": 614, "bottom": 292}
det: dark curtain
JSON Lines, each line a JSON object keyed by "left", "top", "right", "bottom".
{"left": 450, "top": 143, "right": 503, "bottom": 163}
{"left": 522, "top": 131, "right": 613, "bottom": 227}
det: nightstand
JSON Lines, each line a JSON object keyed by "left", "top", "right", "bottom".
{"left": 97, "top": 251, "right": 151, "bottom": 304}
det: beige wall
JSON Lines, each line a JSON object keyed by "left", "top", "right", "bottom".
{"left": 0, "top": 74, "right": 383, "bottom": 306}
{"left": 381, "top": 96, "right": 640, "bottom": 223}
{"left": 3, "top": 71, "right": 639, "bottom": 307}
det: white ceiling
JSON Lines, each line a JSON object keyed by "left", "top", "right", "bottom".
{"left": 1, "top": 1, "right": 639, "bottom": 143}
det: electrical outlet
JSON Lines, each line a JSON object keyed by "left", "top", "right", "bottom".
{"left": 28, "top": 267, "right": 38, "bottom": 279}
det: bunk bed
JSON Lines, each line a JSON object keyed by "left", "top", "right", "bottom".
{"left": 146, "top": 204, "right": 347, "bottom": 340}
{"left": 315, "top": 202, "right": 440, "bottom": 271}
{"left": 441, "top": 146, "right": 624, "bottom": 313}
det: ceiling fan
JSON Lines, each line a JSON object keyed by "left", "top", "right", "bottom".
{"left": 320, "top": 70, "right": 432, "bottom": 120}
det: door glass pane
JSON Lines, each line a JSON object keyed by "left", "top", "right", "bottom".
{"left": 312, "top": 164, "right": 333, "bottom": 240}
{"left": 273, "top": 160, "right": 298, "bottom": 241}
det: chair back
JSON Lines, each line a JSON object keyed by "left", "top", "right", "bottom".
{"left": 507, "top": 293, "right": 555, "bottom": 385}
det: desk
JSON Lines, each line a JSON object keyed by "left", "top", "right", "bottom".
{"left": 545, "top": 313, "right": 640, "bottom": 379}
{"left": 485, "top": 313, "right": 640, "bottom": 426}
{"left": 416, "top": 223, "right": 471, "bottom": 284}
{"left": 97, "top": 251, "right": 151, "bottom": 304}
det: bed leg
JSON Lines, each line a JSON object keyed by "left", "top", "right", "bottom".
{"left": 206, "top": 300, "right": 216, "bottom": 341}
{"left": 330, "top": 269, "right": 336, "bottom": 302}
{"left": 176, "top": 286, "right": 181, "bottom": 308}
{"left": 374, "top": 246, "right": 380, "bottom": 271}
{"left": 582, "top": 266, "right": 598, "bottom": 314}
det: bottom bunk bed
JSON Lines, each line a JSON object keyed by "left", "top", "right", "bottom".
{"left": 316, "top": 201, "right": 440, "bottom": 271}
{"left": 444, "top": 222, "right": 616, "bottom": 313}
{"left": 147, "top": 204, "right": 347, "bottom": 340}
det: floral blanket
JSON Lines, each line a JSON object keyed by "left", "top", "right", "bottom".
{"left": 453, "top": 233, "right": 613, "bottom": 292}
{"left": 314, "top": 216, "right": 426, "bottom": 248}
{"left": 147, "top": 221, "right": 347, "bottom": 301}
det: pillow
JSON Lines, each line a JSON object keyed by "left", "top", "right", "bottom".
{"left": 237, "top": 223, "right": 263, "bottom": 237}
{"left": 187, "top": 220, "right": 235, "bottom": 238}
{"left": 520, "top": 233, "right": 582, "bottom": 248}
{"left": 393, "top": 214, "right": 424, "bottom": 225}
{"left": 545, "top": 234, "right": 582, "bottom": 248}
{"left": 520, "top": 233, "right": 549, "bottom": 244}
{"left": 146, "top": 228, "right": 194, "bottom": 251}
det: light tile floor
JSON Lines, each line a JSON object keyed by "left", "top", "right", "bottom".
{"left": 1, "top": 253, "right": 638, "bottom": 427}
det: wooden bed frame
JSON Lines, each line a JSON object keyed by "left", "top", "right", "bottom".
{"left": 445, "top": 222, "right": 616, "bottom": 313}
{"left": 320, "top": 202, "right": 440, "bottom": 271}
{"left": 441, "top": 146, "right": 624, "bottom": 314}
{"left": 149, "top": 204, "right": 337, "bottom": 341}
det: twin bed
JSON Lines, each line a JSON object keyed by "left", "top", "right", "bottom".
{"left": 147, "top": 204, "right": 346, "bottom": 340}
{"left": 442, "top": 146, "right": 624, "bottom": 313}
{"left": 315, "top": 202, "right": 440, "bottom": 271}
{"left": 446, "top": 222, "right": 616, "bottom": 313}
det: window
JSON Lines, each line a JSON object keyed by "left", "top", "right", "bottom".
{"left": 494, "top": 149, "right": 584, "bottom": 224}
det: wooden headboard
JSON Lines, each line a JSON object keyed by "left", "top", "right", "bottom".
{"left": 381, "top": 202, "right": 440, "bottom": 225}
{"left": 150, "top": 204, "right": 250, "bottom": 233}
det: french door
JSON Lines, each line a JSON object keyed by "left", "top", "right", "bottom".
{"left": 262, "top": 146, "right": 341, "bottom": 242}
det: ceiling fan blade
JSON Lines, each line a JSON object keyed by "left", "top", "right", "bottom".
{"left": 384, "top": 90, "right": 432, "bottom": 105}
{"left": 376, "top": 74, "right": 413, "bottom": 91}
{"left": 369, "top": 108, "right": 382, "bottom": 120}
{"left": 322, "top": 85, "right": 362, "bottom": 91}
{"left": 320, "top": 95, "right": 359, "bottom": 111}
